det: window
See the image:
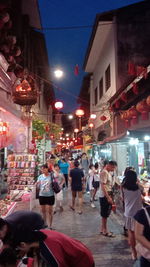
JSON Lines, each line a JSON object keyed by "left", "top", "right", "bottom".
{"left": 99, "top": 78, "right": 103, "bottom": 99}
{"left": 94, "top": 87, "right": 98, "bottom": 105}
{"left": 105, "top": 64, "right": 111, "bottom": 91}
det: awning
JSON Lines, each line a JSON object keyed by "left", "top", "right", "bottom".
{"left": 98, "top": 131, "right": 127, "bottom": 145}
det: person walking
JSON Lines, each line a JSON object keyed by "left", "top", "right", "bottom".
{"left": 36, "top": 164, "right": 55, "bottom": 229}
{"left": 99, "top": 160, "right": 116, "bottom": 237}
{"left": 69, "top": 161, "right": 84, "bottom": 214}
{"left": 59, "top": 158, "right": 70, "bottom": 188}
{"left": 122, "top": 170, "right": 142, "bottom": 260}
{"left": 53, "top": 164, "right": 65, "bottom": 212}
{"left": 88, "top": 164, "right": 95, "bottom": 204}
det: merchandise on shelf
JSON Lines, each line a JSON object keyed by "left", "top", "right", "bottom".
{"left": 7, "top": 154, "right": 37, "bottom": 192}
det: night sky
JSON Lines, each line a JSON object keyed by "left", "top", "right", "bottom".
{"left": 38, "top": 0, "right": 142, "bottom": 112}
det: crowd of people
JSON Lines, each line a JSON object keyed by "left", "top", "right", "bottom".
{"left": 0, "top": 152, "right": 150, "bottom": 266}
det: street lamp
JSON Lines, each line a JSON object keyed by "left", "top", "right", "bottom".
{"left": 89, "top": 122, "right": 94, "bottom": 135}
{"left": 74, "top": 128, "right": 79, "bottom": 138}
{"left": 68, "top": 114, "right": 73, "bottom": 120}
{"left": 54, "top": 69, "right": 63, "bottom": 79}
{"left": 75, "top": 109, "right": 84, "bottom": 131}
{"left": 54, "top": 101, "right": 63, "bottom": 110}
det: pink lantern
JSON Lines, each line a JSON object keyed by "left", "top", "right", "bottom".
{"left": 54, "top": 101, "right": 63, "bottom": 110}
{"left": 90, "top": 114, "right": 96, "bottom": 119}
{"left": 75, "top": 109, "right": 84, "bottom": 117}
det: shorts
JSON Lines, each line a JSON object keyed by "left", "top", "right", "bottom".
{"left": 72, "top": 191, "right": 83, "bottom": 198}
{"left": 125, "top": 217, "right": 135, "bottom": 231}
{"left": 39, "top": 195, "right": 55, "bottom": 206}
{"left": 99, "top": 197, "right": 112, "bottom": 218}
{"left": 92, "top": 181, "right": 99, "bottom": 189}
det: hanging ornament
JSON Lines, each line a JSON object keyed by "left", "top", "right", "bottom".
{"left": 121, "top": 92, "right": 127, "bottom": 103}
{"left": 100, "top": 115, "right": 107, "bottom": 121}
{"left": 128, "top": 106, "right": 139, "bottom": 125}
{"left": 146, "top": 95, "right": 150, "bottom": 107}
{"left": 115, "top": 100, "right": 120, "bottom": 109}
{"left": 74, "top": 64, "right": 79, "bottom": 76}
{"left": 121, "top": 111, "right": 130, "bottom": 128}
{"left": 128, "top": 61, "right": 136, "bottom": 75}
{"left": 132, "top": 82, "right": 139, "bottom": 95}
{"left": 136, "top": 100, "right": 150, "bottom": 120}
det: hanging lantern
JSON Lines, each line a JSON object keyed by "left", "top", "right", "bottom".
{"left": 115, "top": 100, "right": 120, "bottom": 109}
{"left": 100, "top": 115, "right": 107, "bottom": 121}
{"left": 121, "top": 111, "right": 130, "bottom": 128}
{"left": 121, "top": 92, "right": 127, "bottom": 103}
{"left": 54, "top": 101, "right": 63, "bottom": 110}
{"left": 136, "top": 100, "right": 150, "bottom": 120}
{"left": 146, "top": 95, "right": 150, "bottom": 107}
{"left": 13, "top": 75, "right": 38, "bottom": 106}
{"left": 0, "top": 121, "right": 8, "bottom": 135}
{"left": 128, "top": 107, "right": 139, "bottom": 125}
{"left": 132, "top": 83, "right": 139, "bottom": 95}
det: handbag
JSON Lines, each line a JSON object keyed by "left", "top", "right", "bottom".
{"left": 51, "top": 172, "right": 61, "bottom": 194}
{"left": 136, "top": 207, "right": 150, "bottom": 261}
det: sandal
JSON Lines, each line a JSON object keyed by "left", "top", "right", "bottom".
{"left": 70, "top": 206, "right": 75, "bottom": 211}
{"left": 102, "top": 232, "right": 115, "bottom": 237}
{"left": 78, "top": 211, "right": 82, "bottom": 215}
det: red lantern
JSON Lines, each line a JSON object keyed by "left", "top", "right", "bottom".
{"left": 121, "top": 111, "right": 130, "bottom": 128}
{"left": 100, "top": 115, "right": 107, "bottom": 121}
{"left": 132, "top": 83, "right": 139, "bottom": 95}
{"left": 128, "top": 107, "right": 139, "bottom": 125}
{"left": 121, "top": 92, "right": 127, "bottom": 103}
{"left": 45, "top": 124, "right": 50, "bottom": 132}
{"left": 136, "top": 100, "right": 150, "bottom": 120}
{"left": 115, "top": 100, "right": 120, "bottom": 109}
{"left": 146, "top": 95, "right": 150, "bottom": 107}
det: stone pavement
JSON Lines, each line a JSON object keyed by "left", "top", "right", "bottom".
{"left": 15, "top": 189, "right": 134, "bottom": 267}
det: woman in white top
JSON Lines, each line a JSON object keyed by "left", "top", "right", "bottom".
{"left": 122, "top": 170, "right": 142, "bottom": 260}
{"left": 53, "top": 164, "right": 65, "bottom": 212}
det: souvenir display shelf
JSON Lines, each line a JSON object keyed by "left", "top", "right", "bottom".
{"left": 7, "top": 154, "right": 37, "bottom": 206}
{"left": 0, "top": 198, "right": 17, "bottom": 217}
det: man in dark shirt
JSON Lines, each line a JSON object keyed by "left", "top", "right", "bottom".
{"left": 0, "top": 210, "right": 45, "bottom": 244}
{"left": 69, "top": 161, "right": 84, "bottom": 214}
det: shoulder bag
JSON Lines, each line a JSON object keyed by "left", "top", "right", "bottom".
{"left": 51, "top": 172, "right": 61, "bottom": 194}
{"left": 136, "top": 207, "right": 150, "bottom": 261}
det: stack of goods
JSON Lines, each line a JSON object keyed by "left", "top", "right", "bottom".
{"left": 7, "top": 154, "right": 36, "bottom": 194}
{"left": 0, "top": 196, "right": 16, "bottom": 217}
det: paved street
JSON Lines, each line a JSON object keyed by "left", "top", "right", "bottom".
{"left": 15, "top": 189, "right": 134, "bottom": 267}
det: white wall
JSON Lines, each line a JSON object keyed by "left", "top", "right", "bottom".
{"left": 90, "top": 25, "right": 117, "bottom": 137}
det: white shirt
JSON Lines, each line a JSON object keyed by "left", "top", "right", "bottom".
{"left": 99, "top": 169, "right": 113, "bottom": 198}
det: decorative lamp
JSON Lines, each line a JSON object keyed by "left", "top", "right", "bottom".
{"left": 75, "top": 109, "right": 84, "bottom": 117}
{"left": 136, "top": 100, "right": 150, "bottom": 120}
{"left": 74, "top": 128, "right": 79, "bottom": 133}
{"left": 13, "top": 75, "right": 37, "bottom": 106}
{"left": 54, "top": 101, "right": 63, "bottom": 110}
